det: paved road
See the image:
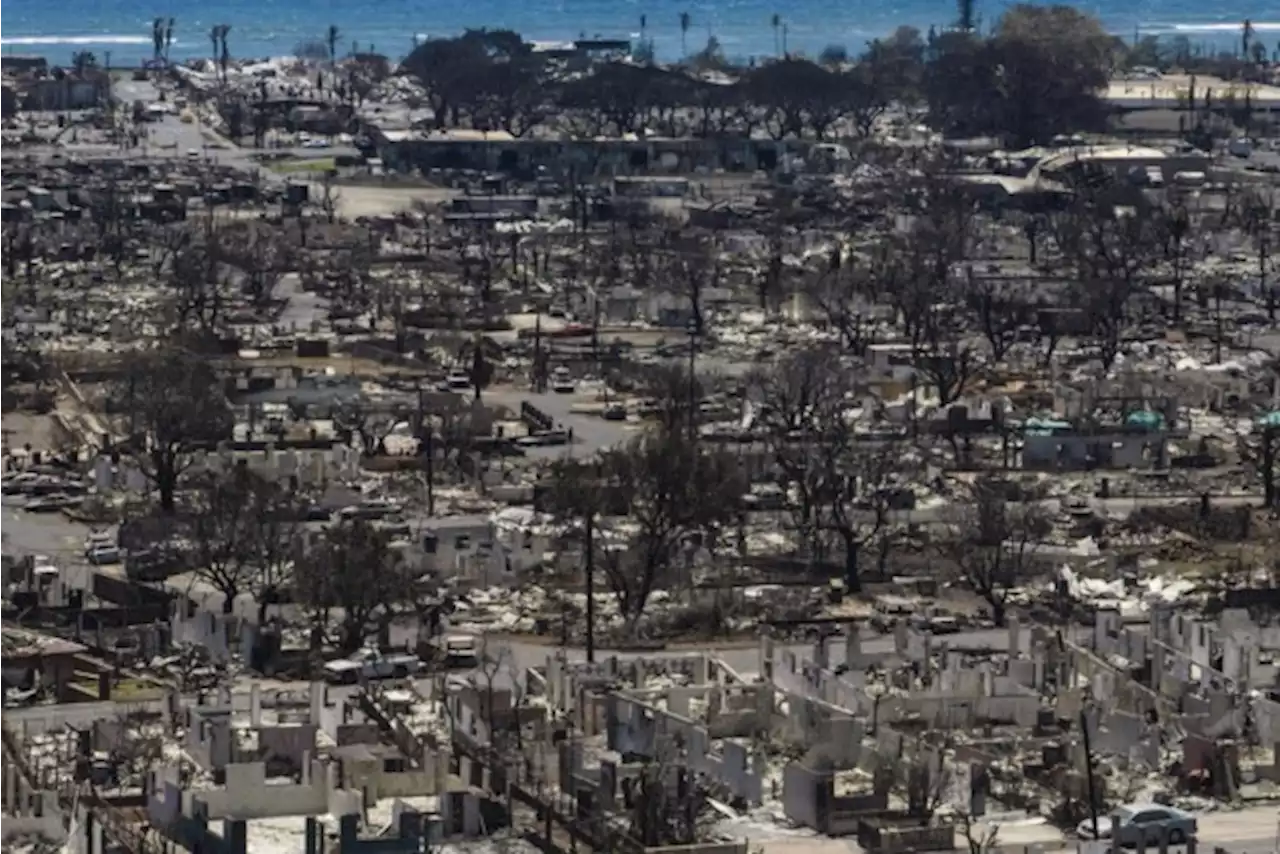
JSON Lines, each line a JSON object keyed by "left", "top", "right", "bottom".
{"left": 482, "top": 387, "right": 639, "bottom": 458}
{"left": 275, "top": 271, "right": 329, "bottom": 332}
{"left": 112, "top": 77, "right": 357, "bottom": 179}
{"left": 114, "top": 78, "right": 235, "bottom": 162}
{"left": 3, "top": 501, "right": 93, "bottom": 560}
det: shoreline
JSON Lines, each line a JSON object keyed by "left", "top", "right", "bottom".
{"left": 0, "top": 20, "right": 1263, "bottom": 69}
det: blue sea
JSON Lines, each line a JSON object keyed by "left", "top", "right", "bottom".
{"left": 2, "top": 0, "right": 1277, "bottom": 67}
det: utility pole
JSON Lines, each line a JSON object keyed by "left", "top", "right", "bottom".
{"left": 1261, "top": 228, "right": 1273, "bottom": 323}
{"left": 1080, "top": 707, "right": 1101, "bottom": 840}
{"left": 1264, "top": 425, "right": 1277, "bottom": 509}
{"left": 687, "top": 319, "right": 698, "bottom": 440}
{"left": 533, "top": 311, "right": 545, "bottom": 393}
{"left": 1214, "top": 281, "right": 1225, "bottom": 365}
{"left": 584, "top": 460, "right": 604, "bottom": 663}
{"left": 416, "top": 384, "right": 435, "bottom": 515}
{"left": 585, "top": 509, "right": 595, "bottom": 663}
{"left": 425, "top": 428, "right": 435, "bottom": 516}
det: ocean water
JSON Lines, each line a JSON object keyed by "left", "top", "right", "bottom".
{"left": 1, "top": 0, "right": 1278, "bottom": 67}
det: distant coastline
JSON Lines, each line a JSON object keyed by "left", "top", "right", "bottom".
{"left": 2, "top": 4, "right": 1277, "bottom": 68}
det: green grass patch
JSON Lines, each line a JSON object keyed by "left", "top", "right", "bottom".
{"left": 267, "top": 157, "right": 337, "bottom": 174}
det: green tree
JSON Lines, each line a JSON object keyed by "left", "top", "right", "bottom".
{"left": 861, "top": 26, "right": 927, "bottom": 107}
{"left": 558, "top": 61, "right": 682, "bottom": 137}
{"left": 989, "top": 5, "right": 1117, "bottom": 144}
{"left": 744, "top": 57, "right": 847, "bottom": 139}
{"left": 925, "top": 6, "right": 1116, "bottom": 145}
{"left": 923, "top": 30, "right": 998, "bottom": 136}
{"left": 402, "top": 29, "right": 530, "bottom": 129}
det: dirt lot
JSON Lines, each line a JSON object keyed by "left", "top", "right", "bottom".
{"left": 317, "top": 183, "right": 459, "bottom": 218}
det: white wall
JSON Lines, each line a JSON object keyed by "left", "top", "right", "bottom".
{"left": 190, "top": 760, "right": 333, "bottom": 820}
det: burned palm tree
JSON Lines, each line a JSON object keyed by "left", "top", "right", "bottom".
{"left": 218, "top": 25, "right": 232, "bottom": 82}
{"left": 152, "top": 18, "right": 164, "bottom": 60}
{"left": 165, "top": 18, "right": 175, "bottom": 62}
{"left": 327, "top": 25, "right": 341, "bottom": 64}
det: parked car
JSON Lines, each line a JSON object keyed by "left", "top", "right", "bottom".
{"left": 1, "top": 473, "right": 40, "bottom": 495}
{"left": 1227, "top": 137, "right": 1253, "bottom": 158}
{"left": 27, "top": 477, "right": 72, "bottom": 496}
{"left": 323, "top": 649, "right": 422, "bottom": 684}
{"left": 550, "top": 367, "right": 576, "bottom": 393}
{"left": 87, "top": 546, "right": 122, "bottom": 566}
{"left": 84, "top": 531, "right": 116, "bottom": 555}
{"left": 24, "top": 494, "right": 68, "bottom": 513}
{"left": 432, "top": 635, "right": 480, "bottom": 669}
{"left": 1077, "top": 804, "right": 1197, "bottom": 847}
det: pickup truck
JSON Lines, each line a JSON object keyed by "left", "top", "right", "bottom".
{"left": 323, "top": 649, "right": 422, "bottom": 684}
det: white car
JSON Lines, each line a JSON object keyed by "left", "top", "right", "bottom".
{"left": 87, "top": 546, "right": 122, "bottom": 565}
{"left": 323, "top": 649, "right": 422, "bottom": 684}
{"left": 1078, "top": 804, "right": 1197, "bottom": 846}
{"left": 550, "top": 367, "right": 576, "bottom": 393}
{"left": 84, "top": 530, "right": 114, "bottom": 550}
